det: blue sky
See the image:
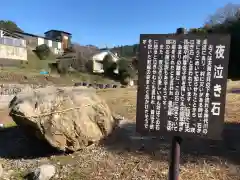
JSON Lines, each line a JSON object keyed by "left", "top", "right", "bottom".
{"left": 1, "top": 0, "right": 239, "bottom": 47}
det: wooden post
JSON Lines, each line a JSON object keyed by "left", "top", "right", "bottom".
{"left": 168, "top": 136, "right": 182, "bottom": 180}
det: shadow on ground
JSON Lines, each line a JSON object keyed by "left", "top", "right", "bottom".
{"left": 0, "top": 126, "right": 63, "bottom": 159}
{"left": 1, "top": 120, "right": 240, "bottom": 167}
{"left": 100, "top": 121, "right": 240, "bottom": 166}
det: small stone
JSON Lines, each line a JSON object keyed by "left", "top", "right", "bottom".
{"left": 32, "top": 164, "right": 56, "bottom": 180}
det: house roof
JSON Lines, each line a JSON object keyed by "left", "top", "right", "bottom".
{"left": 100, "top": 49, "right": 119, "bottom": 59}
{"left": 44, "top": 30, "right": 72, "bottom": 35}
{"left": 0, "top": 28, "right": 24, "bottom": 39}
{"left": 7, "top": 30, "right": 60, "bottom": 42}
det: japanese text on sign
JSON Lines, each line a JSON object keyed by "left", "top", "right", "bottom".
{"left": 137, "top": 34, "right": 230, "bottom": 140}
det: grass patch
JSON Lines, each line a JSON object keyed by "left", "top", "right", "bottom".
{"left": 3, "top": 121, "right": 17, "bottom": 128}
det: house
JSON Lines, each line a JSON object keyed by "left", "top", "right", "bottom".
{"left": 0, "top": 29, "right": 27, "bottom": 66}
{"left": 91, "top": 49, "right": 119, "bottom": 73}
{"left": 12, "top": 30, "right": 63, "bottom": 55}
{"left": 44, "top": 30, "right": 72, "bottom": 51}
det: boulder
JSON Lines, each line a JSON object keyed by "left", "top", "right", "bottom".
{"left": 9, "top": 86, "right": 118, "bottom": 152}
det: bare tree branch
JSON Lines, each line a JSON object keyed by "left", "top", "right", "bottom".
{"left": 205, "top": 3, "right": 240, "bottom": 26}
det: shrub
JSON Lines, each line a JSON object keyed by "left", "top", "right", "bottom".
{"left": 35, "top": 44, "right": 51, "bottom": 60}
{"left": 102, "top": 54, "right": 117, "bottom": 76}
{"left": 117, "top": 58, "right": 136, "bottom": 85}
{"left": 56, "top": 61, "right": 68, "bottom": 75}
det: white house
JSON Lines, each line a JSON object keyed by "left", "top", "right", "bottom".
{"left": 0, "top": 29, "right": 27, "bottom": 61}
{"left": 91, "top": 50, "right": 119, "bottom": 73}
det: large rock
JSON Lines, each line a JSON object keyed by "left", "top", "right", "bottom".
{"left": 9, "top": 86, "right": 118, "bottom": 152}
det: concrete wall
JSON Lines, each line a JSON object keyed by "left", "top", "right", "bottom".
{"left": 0, "top": 44, "right": 27, "bottom": 61}
{"left": 93, "top": 60, "right": 104, "bottom": 73}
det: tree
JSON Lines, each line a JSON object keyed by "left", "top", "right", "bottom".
{"left": 205, "top": 3, "right": 240, "bottom": 26}
{"left": 111, "top": 44, "right": 138, "bottom": 58}
{"left": 71, "top": 43, "right": 100, "bottom": 72}
{"left": 0, "top": 20, "right": 23, "bottom": 32}
{"left": 102, "top": 54, "right": 117, "bottom": 76}
{"left": 203, "top": 3, "right": 240, "bottom": 78}
{"left": 35, "top": 44, "right": 51, "bottom": 60}
{"left": 132, "top": 56, "right": 138, "bottom": 70}
{"left": 117, "top": 58, "right": 136, "bottom": 85}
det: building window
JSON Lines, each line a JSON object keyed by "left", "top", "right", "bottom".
{"left": 37, "top": 37, "right": 44, "bottom": 45}
{"left": 48, "top": 40, "right": 52, "bottom": 47}
{"left": 57, "top": 42, "right": 62, "bottom": 49}
{"left": 53, "top": 48, "right": 57, "bottom": 54}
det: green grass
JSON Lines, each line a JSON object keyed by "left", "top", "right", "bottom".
{"left": 3, "top": 121, "right": 17, "bottom": 128}
{"left": 0, "top": 47, "right": 120, "bottom": 85}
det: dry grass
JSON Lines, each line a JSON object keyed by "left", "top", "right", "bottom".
{"left": 49, "top": 146, "right": 238, "bottom": 180}
{"left": 97, "top": 82, "right": 240, "bottom": 124}
{"left": 93, "top": 81, "right": 240, "bottom": 180}
{"left": 97, "top": 88, "right": 137, "bottom": 120}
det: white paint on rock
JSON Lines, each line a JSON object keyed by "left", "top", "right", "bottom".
{"left": 32, "top": 164, "right": 56, "bottom": 180}
{"left": 0, "top": 95, "right": 15, "bottom": 109}
{"left": 0, "top": 84, "right": 45, "bottom": 110}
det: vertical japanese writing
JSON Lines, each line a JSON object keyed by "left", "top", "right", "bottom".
{"left": 173, "top": 43, "right": 182, "bottom": 131}
{"left": 179, "top": 39, "right": 189, "bottom": 132}
{"left": 143, "top": 39, "right": 153, "bottom": 129}
{"left": 166, "top": 39, "right": 176, "bottom": 132}
{"left": 203, "top": 40, "right": 212, "bottom": 135}
{"left": 156, "top": 43, "right": 165, "bottom": 131}
{"left": 197, "top": 39, "right": 207, "bottom": 134}
{"left": 211, "top": 45, "right": 226, "bottom": 117}
{"left": 163, "top": 40, "right": 170, "bottom": 108}
{"left": 150, "top": 39, "right": 159, "bottom": 130}
{"left": 156, "top": 43, "right": 164, "bottom": 131}
{"left": 138, "top": 34, "right": 230, "bottom": 140}
{"left": 185, "top": 40, "right": 195, "bottom": 133}
{"left": 193, "top": 39, "right": 201, "bottom": 134}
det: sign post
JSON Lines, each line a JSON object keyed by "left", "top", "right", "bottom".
{"left": 168, "top": 136, "right": 181, "bottom": 180}
{"left": 136, "top": 34, "right": 231, "bottom": 180}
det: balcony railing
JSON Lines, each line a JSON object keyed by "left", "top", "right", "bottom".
{"left": 0, "top": 36, "right": 26, "bottom": 48}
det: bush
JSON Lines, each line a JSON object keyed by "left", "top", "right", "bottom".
{"left": 57, "top": 61, "right": 68, "bottom": 75}
{"left": 35, "top": 44, "right": 51, "bottom": 60}
{"left": 117, "top": 58, "right": 136, "bottom": 85}
{"left": 102, "top": 54, "right": 117, "bottom": 76}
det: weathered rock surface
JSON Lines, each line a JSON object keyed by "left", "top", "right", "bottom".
{"left": 9, "top": 86, "right": 118, "bottom": 152}
{"left": 0, "top": 163, "right": 3, "bottom": 178}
